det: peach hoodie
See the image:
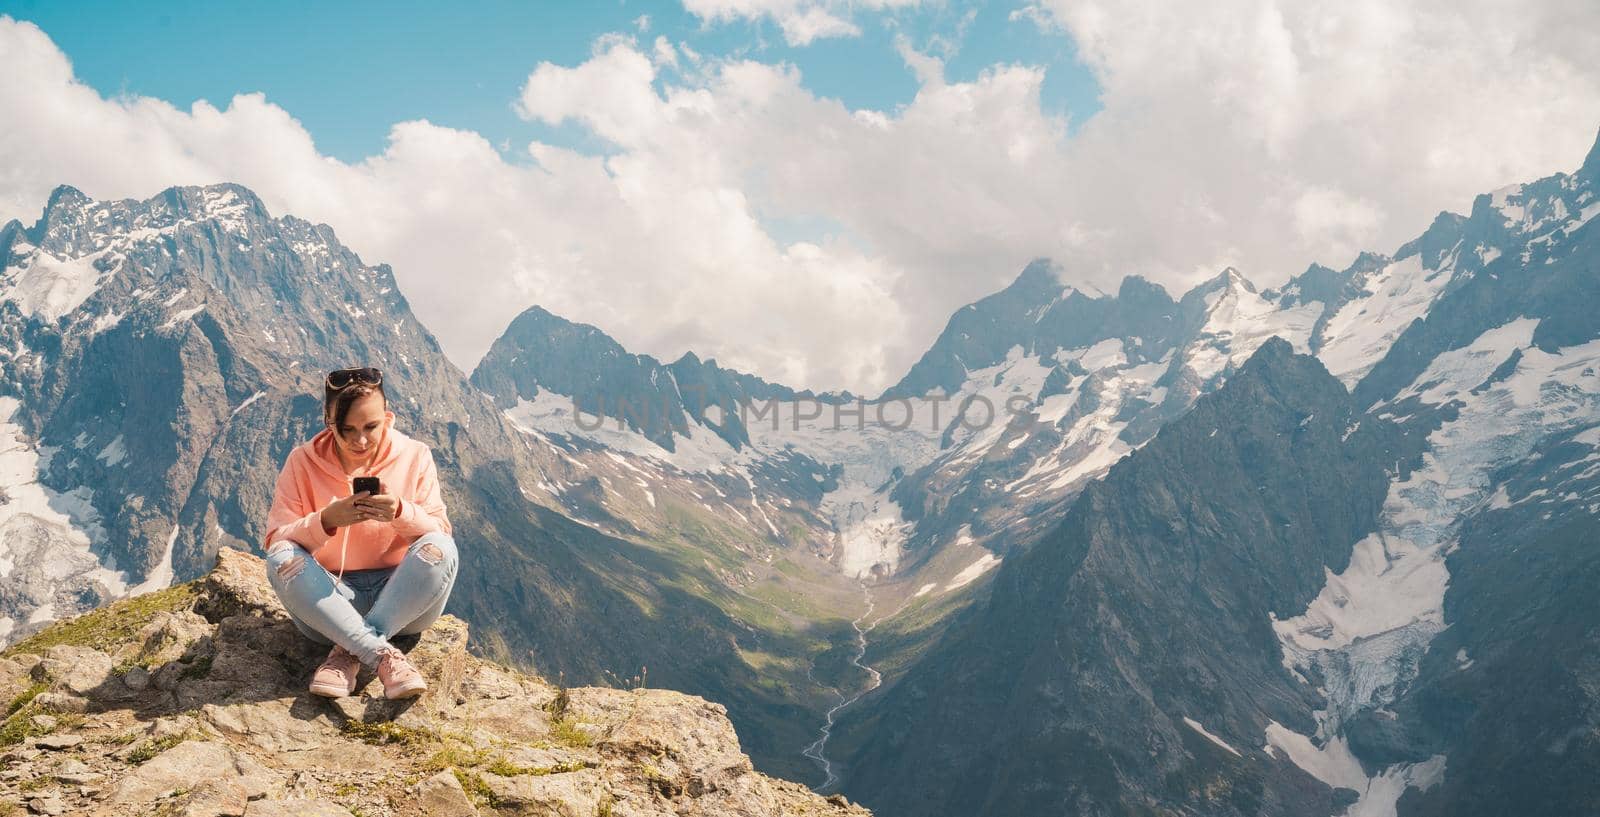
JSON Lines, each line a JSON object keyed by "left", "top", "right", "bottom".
{"left": 263, "top": 409, "right": 451, "bottom": 575}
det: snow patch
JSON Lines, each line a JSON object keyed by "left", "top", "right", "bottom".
{"left": 0, "top": 396, "right": 128, "bottom": 643}
{"left": 95, "top": 435, "right": 126, "bottom": 467}
{"left": 1184, "top": 279, "right": 1319, "bottom": 383}
{"left": 1182, "top": 717, "right": 1241, "bottom": 757}
{"left": 1278, "top": 318, "right": 1575, "bottom": 721}
{"left": 504, "top": 392, "right": 737, "bottom": 474}
{"left": 1264, "top": 721, "right": 1445, "bottom": 816}
{"left": 160, "top": 303, "right": 206, "bottom": 330}
{"left": 1319, "top": 254, "right": 1452, "bottom": 385}
{"left": 1, "top": 248, "right": 113, "bottom": 321}
{"left": 232, "top": 390, "right": 267, "bottom": 415}
{"left": 91, "top": 310, "right": 124, "bottom": 334}
{"left": 822, "top": 481, "right": 911, "bottom": 580}
{"left": 1274, "top": 317, "right": 1600, "bottom": 814}
{"left": 944, "top": 552, "right": 1001, "bottom": 591}
{"left": 129, "top": 527, "right": 178, "bottom": 596}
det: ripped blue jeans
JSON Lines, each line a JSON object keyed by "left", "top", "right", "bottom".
{"left": 264, "top": 532, "right": 459, "bottom": 667}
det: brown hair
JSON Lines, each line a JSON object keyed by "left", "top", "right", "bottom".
{"left": 324, "top": 381, "right": 387, "bottom": 428}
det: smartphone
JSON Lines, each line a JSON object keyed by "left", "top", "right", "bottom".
{"left": 352, "top": 476, "right": 381, "bottom": 496}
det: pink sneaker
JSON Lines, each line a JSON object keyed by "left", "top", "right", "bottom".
{"left": 309, "top": 644, "right": 361, "bottom": 698}
{"left": 376, "top": 646, "right": 427, "bottom": 699}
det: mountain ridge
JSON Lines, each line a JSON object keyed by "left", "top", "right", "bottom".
{"left": 6, "top": 126, "right": 1600, "bottom": 814}
{"left": 827, "top": 128, "right": 1600, "bottom": 816}
{"left": 0, "top": 180, "right": 872, "bottom": 788}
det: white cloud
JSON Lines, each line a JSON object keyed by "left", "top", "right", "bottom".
{"left": 0, "top": 19, "right": 916, "bottom": 395}
{"left": 894, "top": 35, "right": 945, "bottom": 86}
{"left": 2, "top": 5, "right": 1599, "bottom": 397}
{"left": 1016, "top": 0, "right": 1600, "bottom": 288}
{"left": 653, "top": 36, "right": 679, "bottom": 68}
{"left": 680, "top": 0, "right": 924, "bottom": 46}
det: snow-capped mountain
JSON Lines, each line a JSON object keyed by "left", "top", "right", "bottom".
{"left": 831, "top": 131, "right": 1600, "bottom": 816}
{"left": 0, "top": 183, "right": 530, "bottom": 635}
{"left": 468, "top": 128, "right": 1600, "bottom": 812}
{"left": 0, "top": 183, "right": 873, "bottom": 786}
{"left": 7, "top": 124, "right": 1600, "bottom": 815}
{"left": 464, "top": 160, "right": 1591, "bottom": 797}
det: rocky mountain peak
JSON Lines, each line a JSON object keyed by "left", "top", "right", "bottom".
{"left": 1175, "top": 266, "right": 1262, "bottom": 334}
{"left": 1114, "top": 274, "right": 1170, "bottom": 303}
{"left": 0, "top": 219, "right": 21, "bottom": 262}
{"left": 471, "top": 300, "right": 846, "bottom": 453}
{"left": 154, "top": 183, "right": 272, "bottom": 225}
{"left": 1581, "top": 126, "right": 1600, "bottom": 179}
{"left": 41, "top": 184, "right": 91, "bottom": 215}
{"left": 0, "top": 548, "right": 871, "bottom": 817}
{"left": 1201, "top": 266, "right": 1257, "bottom": 296}
{"left": 1004, "top": 257, "right": 1069, "bottom": 300}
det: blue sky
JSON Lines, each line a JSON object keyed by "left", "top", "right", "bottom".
{"left": 5, "top": 0, "right": 1101, "bottom": 163}
{"left": 3, "top": 1, "right": 1595, "bottom": 394}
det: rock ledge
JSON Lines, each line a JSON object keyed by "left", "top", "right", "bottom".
{"left": 0, "top": 548, "right": 871, "bottom": 817}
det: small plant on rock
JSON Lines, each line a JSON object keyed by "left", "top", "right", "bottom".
{"left": 127, "top": 731, "right": 193, "bottom": 765}
{"left": 452, "top": 768, "right": 501, "bottom": 809}
{"left": 545, "top": 672, "right": 570, "bottom": 718}
{"left": 0, "top": 684, "right": 51, "bottom": 747}
{"left": 179, "top": 654, "right": 214, "bottom": 680}
{"left": 549, "top": 717, "right": 593, "bottom": 748}
{"left": 341, "top": 720, "right": 435, "bottom": 747}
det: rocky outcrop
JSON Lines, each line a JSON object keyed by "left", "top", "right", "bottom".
{"left": 0, "top": 548, "right": 870, "bottom": 817}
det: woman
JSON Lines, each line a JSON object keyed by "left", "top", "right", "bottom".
{"left": 262, "top": 366, "right": 459, "bottom": 699}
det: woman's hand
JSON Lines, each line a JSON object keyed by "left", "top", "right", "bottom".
{"left": 318, "top": 493, "right": 372, "bottom": 529}
{"left": 354, "top": 493, "right": 400, "bottom": 522}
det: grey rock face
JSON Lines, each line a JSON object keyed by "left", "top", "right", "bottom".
{"left": 0, "top": 548, "right": 870, "bottom": 817}
{"left": 471, "top": 305, "right": 851, "bottom": 453}
{"left": 840, "top": 340, "right": 1400, "bottom": 816}
{"left": 837, "top": 129, "right": 1600, "bottom": 817}
{"left": 880, "top": 259, "right": 1183, "bottom": 403}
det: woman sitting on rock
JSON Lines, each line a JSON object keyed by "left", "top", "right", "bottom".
{"left": 262, "top": 366, "right": 459, "bottom": 700}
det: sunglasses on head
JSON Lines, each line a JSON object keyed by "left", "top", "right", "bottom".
{"left": 325, "top": 367, "right": 383, "bottom": 391}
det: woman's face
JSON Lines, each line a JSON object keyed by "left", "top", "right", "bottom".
{"left": 328, "top": 391, "right": 388, "bottom": 464}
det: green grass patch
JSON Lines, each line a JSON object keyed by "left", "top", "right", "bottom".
{"left": 772, "top": 556, "right": 810, "bottom": 579}
{"left": 485, "top": 757, "right": 593, "bottom": 777}
{"left": 341, "top": 720, "right": 436, "bottom": 747}
{"left": 96, "top": 729, "right": 141, "bottom": 747}
{"left": 548, "top": 717, "right": 593, "bottom": 748}
{"left": 179, "top": 654, "right": 213, "bottom": 680}
{"left": 423, "top": 741, "right": 493, "bottom": 772}
{"left": 0, "top": 683, "right": 75, "bottom": 747}
{"left": 126, "top": 730, "right": 192, "bottom": 764}
{"left": 452, "top": 768, "right": 500, "bottom": 809}
{"left": 4, "top": 683, "right": 44, "bottom": 718}
{"left": 3, "top": 583, "right": 197, "bottom": 659}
